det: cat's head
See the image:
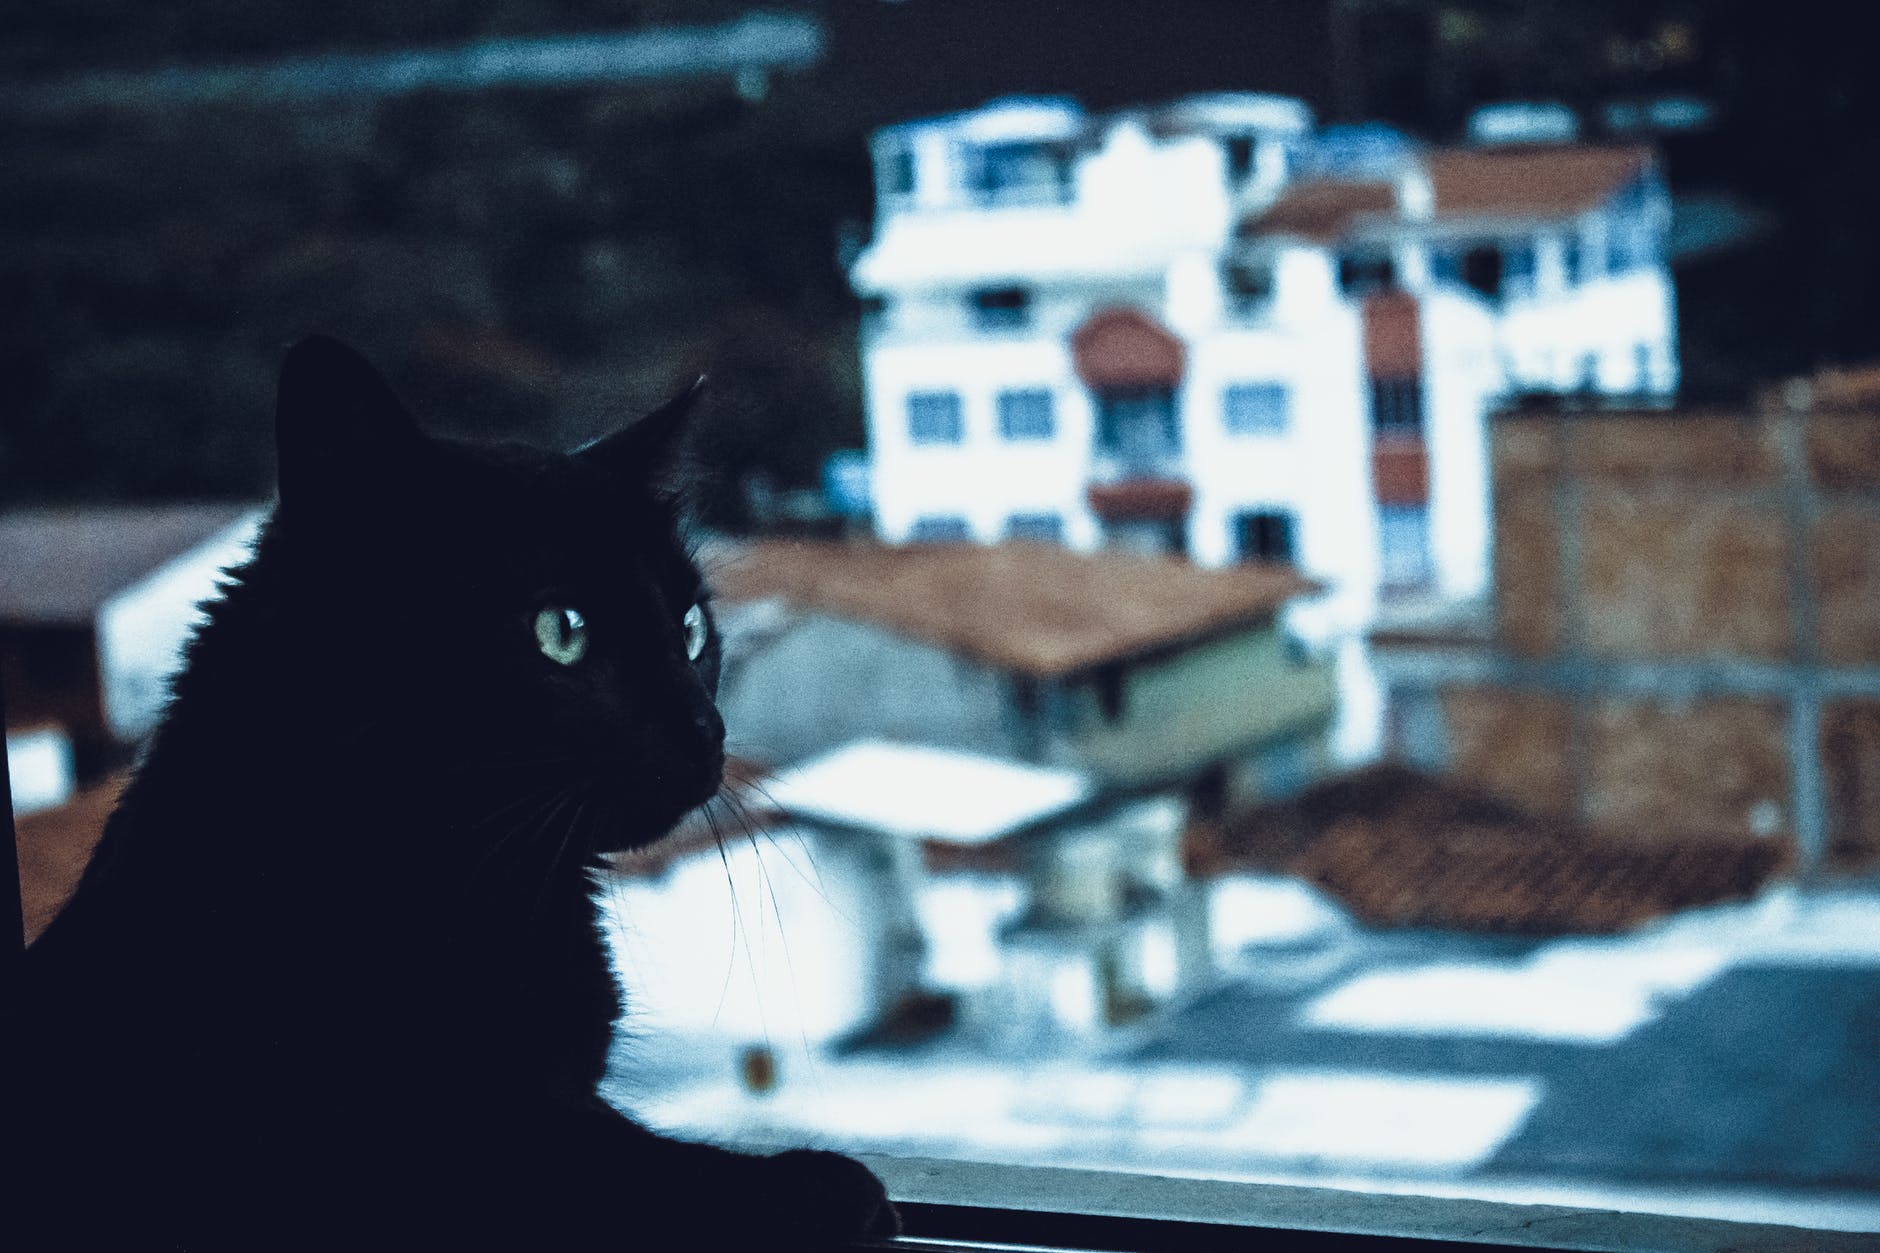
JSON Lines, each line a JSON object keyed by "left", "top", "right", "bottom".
{"left": 269, "top": 335, "right": 724, "bottom": 859}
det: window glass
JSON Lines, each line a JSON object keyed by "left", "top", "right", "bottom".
{"left": 1378, "top": 503, "right": 1432, "bottom": 587}
{"left": 1222, "top": 383, "right": 1288, "bottom": 435}
{"left": 1370, "top": 377, "right": 1424, "bottom": 435}
{"left": 1094, "top": 387, "right": 1179, "bottom": 467}
{"left": 1005, "top": 512, "right": 1064, "bottom": 543}
{"left": 996, "top": 388, "right": 1054, "bottom": 440}
{"left": 1233, "top": 509, "right": 1296, "bottom": 562}
{"left": 908, "top": 515, "right": 971, "bottom": 543}
{"left": 907, "top": 390, "right": 964, "bottom": 444}
{"left": 1339, "top": 251, "right": 1395, "bottom": 296}
{"left": 971, "top": 287, "right": 1032, "bottom": 331}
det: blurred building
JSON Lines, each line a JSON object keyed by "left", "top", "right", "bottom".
{"left": 848, "top": 94, "right": 1676, "bottom": 757}
{"left": 710, "top": 536, "right": 1335, "bottom": 803}
{"left": 1373, "top": 366, "right": 1880, "bottom": 878}
{"left": 0, "top": 505, "right": 263, "bottom": 788}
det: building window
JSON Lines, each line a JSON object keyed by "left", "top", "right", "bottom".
{"left": 1223, "top": 135, "right": 1256, "bottom": 183}
{"left": 1461, "top": 246, "right": 1504, "bottom": 301}
{"left": 1222, "top": 262, "right": 1274, "bottom": 319}
{"left": 997, "top": 388, "right": 1055, "bottom": 440}
{"left": 879, "top": 143, "right": 915, "bottom": 198}
{"left": 1379, "top": 504, "right": 1432, "bottom": 588}
{"left": 907, "top": 391, "right": 964, "bottom": 444}
{"left": 1006, "top": 512, "right": 1064, "bottom": 544}
{"left": 966, "top": 141, "right": 1073, "bottom": 205}
{"left": 1338, "top": 251, "right": 1395, "bottom": 296}
{"left": 1222, "top": 383, "right": 1288, "bottom": 435}
{"left": 909, "top": 515, "right": 971, "bottom": 544}
{"left": 1562, "top": 234, "right": 1585, "bottom": 287}
{"left": 1370, "top": 377, "right": 1424, "bottom": 435}
{"left": 1233, "top": 510, "right": 1296, "bottom": 563}
{"left": 1500, "top": 241, "right": 1536, "bottom": 297}
{"left": 970, "top": 286, "right": 1032, "bottom": 331}
{"left": 1095, "top": 387, "right": 1179, "bottom": 467}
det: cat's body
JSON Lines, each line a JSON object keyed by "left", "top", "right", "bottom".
{"left": 9, "top": 338, "right": 893, "bottom": 1250}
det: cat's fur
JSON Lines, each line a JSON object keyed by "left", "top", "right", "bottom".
{"left": 8, "top": 337, "right": 895, "bottom": 1250}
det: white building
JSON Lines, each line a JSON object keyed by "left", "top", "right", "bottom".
{"left": 849, "top": 95, "right": 1677, "bottom": 759}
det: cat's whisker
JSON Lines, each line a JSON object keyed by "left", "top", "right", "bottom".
{"left": 703, "top": 806, "right": 744, "bottom": 1029}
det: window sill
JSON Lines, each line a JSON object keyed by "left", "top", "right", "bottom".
{"left": 848, "top": 1154, "right": 1871, "bottom": 1252}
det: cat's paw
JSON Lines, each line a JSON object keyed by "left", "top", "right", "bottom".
{"left": 754, "top": 1148, "right": 900, "bottom": 1247}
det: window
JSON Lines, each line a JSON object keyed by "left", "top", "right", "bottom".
{"left": 879, "top": 143, "right": 915, "bottom": 198}
{"left": 1222, "top": 262, "right": 1274, "bottom": 319}
{"left": 1562, "top": 234, "right": 1585, "bottom": 287}
{"left": 966, "top": 141, "right": 1073, "bottom": 205}
{"left": 1500, "top": 240, "right": 1536, "bottom": 297}
{"left": 908, "top": 515, "right": 971, "bottom": 543}
{"left": 1370, "top": 377, "right": 1424, "bottom": 435}
{"left": 996, "top": 389, "right": 1055, "bottom": 440}
{"left": 1338, "top": 251, "right": 1395, "bottom": 296}
{"left": 1222, "top": 383, "right": 1288, "bottom": 435}
{"left": 1223, "top": 135, "right": 1255, "bottom": 184}
{"left": 1233, "top": 509, "right": 1296, "bottom": 563}
{"left": 971, "top": 287, "right": 1032, "bottom": 331}
{"left": 1461, "top": 246, "right": 1503, "bottom": 301}
{"left": 1094, "top": 388, "right": 1179, "bottom": 465}
{"left": 1006, "top": 512, "right": 1064, "bottom": 544}
{"left": 1379, "top": 503, "right": 1432, "bottom": 587}
{"left": 907, "top": 391, "right": 964, "bottom": 444}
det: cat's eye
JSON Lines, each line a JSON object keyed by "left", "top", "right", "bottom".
{"left": 682, "top": 603, "right": 708, "bottom": 662}
{"left": 533, "top": 605, "right": 588, "bottom": 666}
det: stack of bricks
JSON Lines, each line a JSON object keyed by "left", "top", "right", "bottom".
{"left": 1376, "top": 367, "right": 1880, "bottom": 876}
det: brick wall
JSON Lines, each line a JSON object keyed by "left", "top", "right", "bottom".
{"left": 1384, "top": 374, "right": 1880, "bottom": 874}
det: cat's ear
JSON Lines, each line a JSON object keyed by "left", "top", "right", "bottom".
{"left": 275, "top": 335, "right": 428, "bottom": 509}
{"left": 575, "top": 376, "right": 705, "bottom": 484}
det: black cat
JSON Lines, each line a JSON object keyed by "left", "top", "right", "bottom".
{"left": 8, "top": 337, "right": 896, "bottom": 1250}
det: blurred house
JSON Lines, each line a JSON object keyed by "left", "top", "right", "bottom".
{"left": 1372, "top": 366, "right": 1880, "bottom": 878}
{"left": 709, "top": 537, "right": 1336, "bottom": 805}
{"left": 0, "top": 504, "right": 264, "bottom": 788}
{"left": 848, "top": 94, "right": 1676, "bottom": 758}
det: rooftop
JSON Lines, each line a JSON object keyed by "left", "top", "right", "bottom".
{"left": 762, "top": 740, "right": 1097, "bottom": 846}
{"left": 0, "top": 503, "right": 259, "bottom": 627}
{"left": 707, "top": 539, "right": 1316, "bottom": 679}
{"left": 1218, "top": 764, "right": 1789, "bottom": 935}
{"left": 1240, "top": 144, "right": 1652, "bottom": 245}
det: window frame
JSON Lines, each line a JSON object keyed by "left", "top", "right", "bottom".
{"left": 844, "top": 1154, "right": 1865, "bottom": 1251}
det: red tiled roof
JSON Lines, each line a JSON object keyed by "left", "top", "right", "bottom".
{"left": 1239, "top": 145, "right": 1652, "bottom": 245}
{"left": 0, "top": 504, "right": 257, "bottom": 627}
{"left": 708, "top": 539, "right": 1317, "bottom": 679}
{"left": 1071, "top": 306, "right": 1187, "bottom": 389}
{"left": 16, "top": 773, "right": 124, "bottom": 943}
{"left": 1239, "top": 179, "right": 1397, "bottom": 244}
{"left": 1428, "top": 145, "right": 1651, "bottom": 220}
{"left": 1216, "top": 764, "right": 1788, "bottom": 935}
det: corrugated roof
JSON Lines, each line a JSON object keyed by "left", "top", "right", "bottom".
{"left": 0, "top": 504, "right": 258, "bottom": 627}
{"left": 709, "top": 539, "right": 1316, "bottom": 679}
